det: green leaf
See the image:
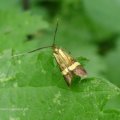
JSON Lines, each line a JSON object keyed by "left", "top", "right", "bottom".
{"left": 0, "top": 79, "right": 119, "bottom": 119}
{"left": 103, "top": 94, "right": 120, "bottom": 112}
{"left": 0, "top": 50, "right": 120, "bottom": 119}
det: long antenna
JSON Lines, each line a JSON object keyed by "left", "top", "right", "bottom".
{"left": 11, "top": 45, "right": 52, "bottom": 58}
{"left": 53, "top": 18, "right": 59, "bottom": 46}
{"left": 28, "top": 45, "right": 52, "bottom": 53}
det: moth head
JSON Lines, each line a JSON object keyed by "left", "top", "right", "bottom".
{"left": 53, "top": 47, "right": 59, "bottom": 54}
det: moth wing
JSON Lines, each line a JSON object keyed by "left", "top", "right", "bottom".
{"left": 63, "top": 72, "right": 73, "bottom": 86}
{"left": 56, "top": 60, "right": 73, "bottom": 86}
{"left": 73, "top": 65, "right": 87, "bottom": 78}
{"left": 53, "top": 49, "right": 73, "bottom": 86}
{"left": 60, "top": 49, "right": 74, "bottom": 67}
{"left": 53, "top": 47, "right": 87, "bottom": 85}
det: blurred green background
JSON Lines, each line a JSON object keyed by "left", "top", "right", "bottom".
{"left": 0, "top": 0, "right": 120, "bottom": 88}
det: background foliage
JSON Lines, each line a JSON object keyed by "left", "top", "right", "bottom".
{"left": 0, "top": 0, "right": 120, "bottom": 120}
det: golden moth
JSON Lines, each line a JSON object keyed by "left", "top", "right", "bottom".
{"left": 52, "top": 46, "right": 87, "bottom": 86}
{"left": 13, "top": 19, "right": 87, "bottom": 86}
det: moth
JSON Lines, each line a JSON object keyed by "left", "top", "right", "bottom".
{"left": 13, "top": 19, "right": 87, "bottom": 86}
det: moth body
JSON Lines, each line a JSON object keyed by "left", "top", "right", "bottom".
{"left": 53, "top": 46, "right": 87, "bottom": 86}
